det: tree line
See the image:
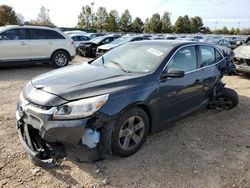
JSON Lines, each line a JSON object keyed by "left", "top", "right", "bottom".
{"left": 77, "top": 5, "right": 243, "bottom": 35}
{"left": 77, "top": 5, "right": 207, "bottom": 34}
{"left": 0, "top": 5, "right": 54, "bottom": 27}
{"left": 0, "top": 4, "right": 248, "bottom": 35}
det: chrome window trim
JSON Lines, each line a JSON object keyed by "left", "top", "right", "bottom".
{"left": 160, "top": 43, "right": 225, "bottom": 77}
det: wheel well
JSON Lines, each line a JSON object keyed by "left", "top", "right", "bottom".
{"left": 51, "top": 49, "right": 70, "bottom": 61}
{"left": 136, "top": 104, "right": 153, "bottom": 133}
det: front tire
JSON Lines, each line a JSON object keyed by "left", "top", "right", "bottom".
{"left": 112, "top": 107, "right": 149, "bottom": 157}
{"left": 51, "top": 51, "right": 69, "bottom": 68}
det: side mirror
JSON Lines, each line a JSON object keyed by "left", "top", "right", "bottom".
{"left": 161, "top": 68, "right": 185, "bottom": 80}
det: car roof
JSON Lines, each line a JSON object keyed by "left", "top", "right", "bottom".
{"left": 0, "top": 25, "right": 61, "bottom": 31}
{"left": 141, "top": 40, "right": 195, "bottom": 46}
{"left": 132, "top": 40, "right": 222, "bottom": 49}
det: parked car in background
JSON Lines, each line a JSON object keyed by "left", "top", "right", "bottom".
{"left": 64, "top": 30, "right": 87, "bottom": 35}
{"left": 234, "top": 37, "right": 250, "bottom": 74}
{"left": 77, "top": 35, "right": 120, "bottom": 57}
{"left": 17, "top": 41, "right": 238, "bottom": 166}
{"left": 217, "top": 39, "right": 237, "bottom": 49}
{"left": 165, "top": 35, "right": 177, "bottom": 40}
{"left": 224, "top": 36, "right": 245, "bottom": 45}
{"left": 193, "top": 35, "right": 205, "bottom": 42}
{"left": 177, "top": 36, "right": 198, "bottom": 42}
{"left": 69, "top": 34, "right": 90, "bottom": 48}
{"left": 150, "top": 34, "right": 166, "bottom": 40}
{"left": 84, "top": 33, "right": 105, "bottom": 40}
{"left": 96, "top": 35, "right": 149, "bottom": 56}
{"left": 206, "top": 37, "right": 237, "bottom": 49}
{"left": 150, "top": 34, "right": 176, "bottom": 40}
{"left": 0, "top": 25, "right": 76, "bottom": 68}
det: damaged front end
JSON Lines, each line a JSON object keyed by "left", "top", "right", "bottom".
{"left": 233, "top": 43, "right": 250, "bottom": 75}
{"left": 16, "top": 91, "right": 115, "bottom": 166}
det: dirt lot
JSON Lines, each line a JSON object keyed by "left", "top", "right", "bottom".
{"left": 0, "top": 57, "right": 250, "bottom": 188}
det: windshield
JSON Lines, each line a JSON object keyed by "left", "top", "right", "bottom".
{"left": 91, "top": 42, "right": 171, "bottom": 73}
{"left": 90, "top": 36, "right": 106, "bottom": 44}
{"left": 110, "top": 37, "right": 133, "bottom": 45}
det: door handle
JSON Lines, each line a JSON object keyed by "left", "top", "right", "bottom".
{"left": 48, "top": 42, "right": 53, "bottom": 45}
{"left": 194, "top": 79, "right": 203, "bottom": 85}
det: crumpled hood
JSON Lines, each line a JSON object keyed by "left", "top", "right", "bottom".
{"left": 31, "top": 63, "right": 142, "bottom": 101}
{"left": 234, "top": 45, "right": 250, "bottom": 59}
{"left": 78, "top": 41, "right": 96, "bottom": 47}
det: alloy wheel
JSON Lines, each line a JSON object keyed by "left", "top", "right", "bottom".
{"left": 211, "top": 97, "right": 234, "bottom": 110}
{"left": 55, "top": 54, "right": 67, "bottom": 66}
{"left": 118, "top": 116, "right": 145, "bottom": 151}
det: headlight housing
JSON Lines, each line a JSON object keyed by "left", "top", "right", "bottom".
{"left": 53, "top": 94, "right": 109, "bottom": 120}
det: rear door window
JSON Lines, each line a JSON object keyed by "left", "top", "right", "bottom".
{"left": 46, "top": 30, "right": 65, "bottom": 39}
{"left": 199, "top": 45, "right": 223, "bottom": 67}
{"left": 29, "top": 29, "right": 65, "bottom": 40}
{"left": 199, "top": 46, "right": 215, "bottom": 67}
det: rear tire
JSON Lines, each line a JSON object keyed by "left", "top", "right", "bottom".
{"left": 208, "top": 88, "right": 239, "bottom": 110}
{"left": 51, "top": 51, "right": 69, "bottom": 68}
{"left": 112, "top": 107, "right": 149, "bottom": 157}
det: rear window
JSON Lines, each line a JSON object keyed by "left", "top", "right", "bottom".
{"left": 199, "top": 45, "right": 223, "bottom": 67}
{"left": 200, "top": 46, "right": 215, "bottom": 67}
{"left": 29, "top": 29, "right": 65, "bottom": 40}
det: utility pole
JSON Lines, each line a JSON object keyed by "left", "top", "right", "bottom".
{"left": 91, "top": 2, "right": 94, "bottom": 30}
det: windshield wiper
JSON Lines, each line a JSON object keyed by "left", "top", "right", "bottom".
{"left": 110, "top": 60, "right": 131, "bottom": 73}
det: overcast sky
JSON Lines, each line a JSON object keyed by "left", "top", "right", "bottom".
{"left": 1, "top": 0, "right": 250, "bottom": 29}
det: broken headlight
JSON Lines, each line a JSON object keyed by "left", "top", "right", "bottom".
{"left": 53, "top": 94, "right": 109, "bottom": 120}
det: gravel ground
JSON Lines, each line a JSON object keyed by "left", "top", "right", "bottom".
{"left": 0, "top": 57, "right": 250, "bottom": 188}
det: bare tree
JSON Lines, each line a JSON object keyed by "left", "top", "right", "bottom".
{"left": 16, "top": 13, "right": 24, "bottom": 25}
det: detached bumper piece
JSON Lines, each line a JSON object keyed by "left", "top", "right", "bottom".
{"left": 17, "top": 120, "right": 65, "bottom": 167}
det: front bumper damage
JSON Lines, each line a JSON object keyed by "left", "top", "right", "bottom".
{"left": 16, "top": 95, "right": 114, "bottom": 166}
{"left": 234, "top": 58, "right": 250, "bottom": 74}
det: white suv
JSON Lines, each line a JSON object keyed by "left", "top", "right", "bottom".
{"left": 0, "top": 25, "right": 76, "bottom": 68}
